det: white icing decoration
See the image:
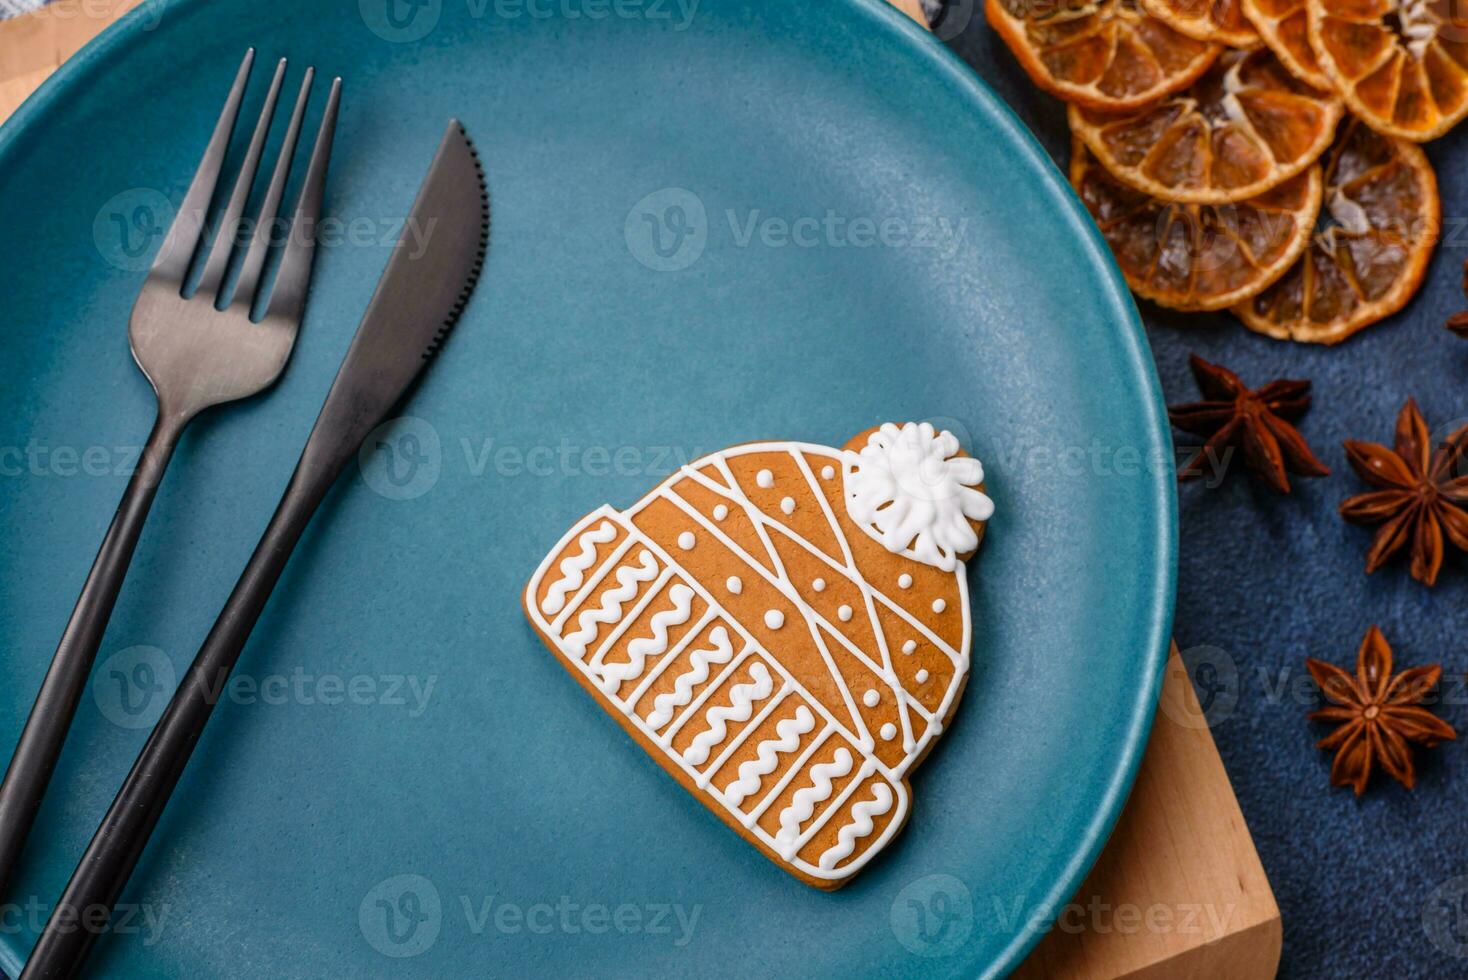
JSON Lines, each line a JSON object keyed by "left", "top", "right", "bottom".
{"left": 817, "top": 784, "right": 894, "bottom": 870}
{"left": 756, "top": 469, "right": 774, "bottom": 488}
{"left": 843, "top": 421, "right": 993, "bottom": 572}
{"left": 725, "top": 706, "right": 815, "bottom": 806}
{"left": 647, "top": 626, "right": 734, "bottom": 729}
{"left": 597, "top": 584, "right": 694, "bottom": 694}
{"left": 764, "top": 610, "right": 784, "bottom": 630}
{"left": 563, "top": 550, "right": 658, "bottom": 659}
{"left": 684, "top": 663, "right": 773, "bottom": 765}
{"left": 837, "top": 604, "right": 853, "bottom": 622}
{"left": 677, "top": 531, "right": 696, "bottom": 550}
{"left": 915, "top": 669, "right": 929, "bottom": 683}
{"left": 862, "top": 689, "right": 879, "bottom": 708}
{"left": 898, "top": 573, "right": 912, "bottom": 589}
{"left": 780, "top": 496, "right": 796, "bottom": 515}
{"left": 523, "top": 426, "right": 978, "bottom": 883}
{"left": 542, "top": 521, "right": 617, "bottom": 615}
{"left": 932, "top": 598, "right": 946, "bottom": 614}
{"left": 726, "top": 576, "right": 743, "bottom": 595}
{"left": 776, "top": 748, "right": 853, "bottom": 853}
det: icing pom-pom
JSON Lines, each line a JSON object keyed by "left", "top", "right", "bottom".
{"left": 727, "top": 576, "right": 743, "bottom": 595}
{"left": 843, "top": 421, "right": 993, "bottom": 571}
{"left": 837, "top": 604, "right": 853, "bottom": 622}
{"left": 932, "top": 598, "right": 946, "bottom": 614}
{"left": 880, "top": 723, "right": 897, "bottom": 741}
{"left": 812, "top": 578, "right": 826, "bottom": 592}
{"left": 863, "top": 689, "right": 880, "bottom": 707}
{"left": 756, "top": 469, "right": 774, "bottom": 488}
{"left": 902, "top": 640, "right": 917, "bottom": 655}
{"left": 764, "top": 610, "right": 785, "bottom": 629}
{"left": 780, "top": 496, "right": 796, "bottom": 515}
{"left": 713, "top": 504, "right": 729, "bottom": 521}
{"left": 898, "top": 573, "right": 912, "bottom": 589}
{"left": 916, "top": 669, "right": 930, "bottom": 683}
{"left": 821, "top": 465, "right": 835, "bottom": 480}
{"left": 677, "top": 531, "right": 696, "bottom": 551}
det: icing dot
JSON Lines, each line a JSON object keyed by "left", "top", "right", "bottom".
{"left": 677, "top": 531, "right": 696, "bottom": 550}
{"left": 902, "top": 640, "right": 917, "bottom": 655}
{"left": 821, "top": 465, "right": 835, "bottom": 480}
{"left": 780, "top": 496, "right": 796, "bottom": 515}
{"left": 713, "top": 504, "right": 729, "bottom": 521}
{"left": 838, "top": 604, "right": 853, "bottom": 622}
{"left": 756, "top": 469, "right": 774, "bottom": 488}
{"left": 764, "top": 610, "right": 785, "bottom": 629}
{"left": 932, "top": 598, "right": 946, "bottom": 613}
{"left": 915, "top": 669, "right": 930, "bottom": 683}
{"left": 862, "top": 689, "right": 880, "bottom": 708}
{"left": 880, "top": 723, "right": 897, "bottom": 741}
{"left": 898, "top": 573, "right": 913, "bottom": 589}
{"left": 812, "top": 578, "right": 826, "bottom": 592}
{"left": 727, "top": 576, "right": 743, "bottom": 595}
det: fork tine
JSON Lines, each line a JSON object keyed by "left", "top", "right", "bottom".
{"left": 264, "top": 77, "right": 341, "bottom": 327}
{"left": 232, "top": 67, "right": 314, "bottom": 311}
{"left": 149, "top": 49, "right": 255, "bottom": 283}
{"left": 195, "top": 57, "right": 288, "bottom": 301}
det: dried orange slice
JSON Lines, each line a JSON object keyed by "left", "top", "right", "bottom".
{"left": 1070, "top": 48, "right": 1343, "bottom": 203}
{"left": 1241, "top": 0, "right": 1333, "bottom": 88}
{"left": 1308, "top": 0, "right": 1468, "bottom": 141}
{"left": 1140, "top": 0, "right": 1262, "bottom": 46}
{"left": 1234, "top": 118, "right": 1438, "bottom": 343}
{"left": 1071, "top": 137, "right": 1322, "bottom": 310}
{"left": 986, "top": 0, "right": 1222, "bottom": 111}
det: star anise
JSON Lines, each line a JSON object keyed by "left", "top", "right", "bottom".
{"left": 1446, "top": 310, "right": 1468, "bottom": 339}
{"left": 1306, "top": 626, "right": 1456, "bottom": 795}
{"left": 1167, "top": 355, "right": 1331, "bottom": 493}
{"left": 1339, "top": 398, "right": 1468, "bottom": 587}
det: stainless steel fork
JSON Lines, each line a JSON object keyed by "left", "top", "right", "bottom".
{"left": 0, "top": 49, "right": 341, "bottom": 895}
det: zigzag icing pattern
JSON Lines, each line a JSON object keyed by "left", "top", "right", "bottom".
{"left": 563, "top": 549, "right": 658, "bottom": 659}
{"left": 598, "top": 584, "right": 695, "bottom": 694}
{"left": 647, "top": 626, "right": 734, "bottom": 729}
{"left": 725, "top": 706, "right": 815, "bottom": 806}
{"left": 818, "top": 784, "right": 894, "bottom": 870}
{"left": 684, "top": 662, "right": 773, "bottom": 765}
{"left": 542, "top": 520, "right": 617, "bottom": 615}
{"left": 776, "top": 747, "right": 853, "bottom": 856}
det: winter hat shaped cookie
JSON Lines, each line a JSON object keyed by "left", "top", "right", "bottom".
{"left": 523, "top": 422, "right": 993, "bottom": 889}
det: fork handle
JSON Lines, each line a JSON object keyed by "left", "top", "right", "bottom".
{"left": 20, "top": 458, "right": 341, "bottom": 980}
{"left": 0, "top": 412, "right": 185, "bottom": 899}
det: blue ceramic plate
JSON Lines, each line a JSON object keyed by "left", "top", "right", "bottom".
{"left": 0, "top": 0, "right": 1175, "bottom": 975}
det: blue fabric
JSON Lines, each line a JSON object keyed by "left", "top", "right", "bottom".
{"left": 940, "top": 10, "right": 1468, "bottom": 980}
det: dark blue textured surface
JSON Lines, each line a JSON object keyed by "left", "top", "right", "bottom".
{"left": 938, "top": 7, "right": 1468, "bottom": 979}
{"left": 0, "top": 1, "right": 1175, "bottom": 977}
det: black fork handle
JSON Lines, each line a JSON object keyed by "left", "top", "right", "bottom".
{"left": 20, "top": 460, "right": 339, "bottom": 980}
{"left": 0, "top": 412, "right": 184, "bottom": 899}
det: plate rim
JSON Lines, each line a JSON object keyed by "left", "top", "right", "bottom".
{"left": 0, "top": 1, "right": 1178, "bottom": 976}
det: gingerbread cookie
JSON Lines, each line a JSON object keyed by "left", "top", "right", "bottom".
{"left": 522, "top": 422, "right": 993, "bottom": 889}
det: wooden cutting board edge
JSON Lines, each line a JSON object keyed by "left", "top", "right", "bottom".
{"left": 0, "top": 3, "right": 1282, "bottom": 978}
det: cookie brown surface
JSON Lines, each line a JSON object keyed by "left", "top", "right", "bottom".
{"left": 522, "top": 422, "right": 993, "bottom": 888}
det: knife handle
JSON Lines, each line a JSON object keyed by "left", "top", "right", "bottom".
{"left": 0, "top": 413, "right": 183, "bottom": 901}
{"left": 19, "top": 462, "right": 340, "bottom": 980}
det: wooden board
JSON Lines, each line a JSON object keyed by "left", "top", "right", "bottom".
{"left": 0, "top": 3, "right": 1281, "bottom": 977}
